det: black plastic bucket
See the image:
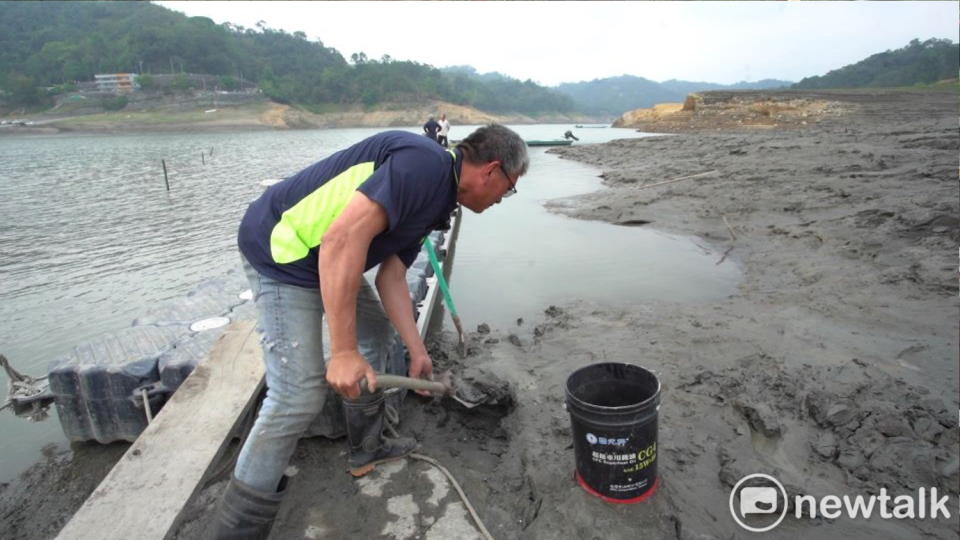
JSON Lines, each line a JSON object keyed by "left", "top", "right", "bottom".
{"left": 565, "top": 362, "right": 661, "bottom": 503}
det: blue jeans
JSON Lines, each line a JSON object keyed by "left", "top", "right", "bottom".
{"left": 234, "top": 257, "right": 396, "bottom": 491}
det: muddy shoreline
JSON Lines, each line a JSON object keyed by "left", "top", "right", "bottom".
{"left": 2, "top": 89, "right": 957, "bottom": 539}
{"left": 0, "top": 99, "right": 599, "bottom": 136}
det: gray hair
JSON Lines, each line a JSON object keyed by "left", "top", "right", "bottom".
{"left": 456, "top": 124, "right": 529, "bottom": 177}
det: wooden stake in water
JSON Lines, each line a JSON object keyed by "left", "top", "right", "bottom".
{"left": 201, "top": 152, "right": 205, "bottom": 165}
{"left": 209, "top": 147, "right": 214, "bottom": 157}
{"left": 162, "top": 159, "right": 170, "bottom": 191}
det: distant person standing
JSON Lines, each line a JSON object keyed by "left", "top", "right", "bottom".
{"left": 422, "top": 116, "right": 440, "bottom": 143}
{"left": 437, "top": 114, "right": 451, "bottom": 148}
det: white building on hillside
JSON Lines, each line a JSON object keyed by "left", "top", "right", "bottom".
{"left": 94, "top": 73, "right": 139, "bottom": 93}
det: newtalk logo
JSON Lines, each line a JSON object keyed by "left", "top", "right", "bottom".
{"left": 729, "top": 473, "right": 954, "bottom": 533}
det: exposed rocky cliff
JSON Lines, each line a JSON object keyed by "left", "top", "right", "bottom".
{"left": 612, "top": 90, "right": 853, "bottom": 132}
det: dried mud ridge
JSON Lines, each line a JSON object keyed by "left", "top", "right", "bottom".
{"left": 681, "top": 353, "right": 958, "bottom": 501}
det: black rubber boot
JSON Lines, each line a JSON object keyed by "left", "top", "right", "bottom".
{"left": 213, "top": 475, "right": 288, "bottom": 540}
{"left": 343, "top": 390, "right": 418, "bottom": 477}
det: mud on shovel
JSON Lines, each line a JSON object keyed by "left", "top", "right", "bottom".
{"left": 423, "top": 238, "right": 467, "bottom": 356}
{"left": 361, "top": 373, "right": 481, "bottom": 409}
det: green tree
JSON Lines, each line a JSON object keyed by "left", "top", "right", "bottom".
{"left": 137, "top": 73, "right": 155, "bottom": 89}
{"left": 218, "top": 75, "right": 239, "bottom": 91}
{"left": 3, "top": 73, "right": 45, "bottom": 106}
{"left": 170, "top": 73, "right": 193, "bottom": 91}
{"left": 100, "top": 95, "right": 128, "bottom": 111}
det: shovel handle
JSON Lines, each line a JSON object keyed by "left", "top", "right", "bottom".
{"left": 423, "top": 239, "right": 458, "bottom": 318}
{"left": 361, "top": 374, "right": 449, "bottom": 395}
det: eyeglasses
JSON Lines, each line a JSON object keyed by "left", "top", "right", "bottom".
{"left": 499, "top": 164, "right": 517, "bottom": 198}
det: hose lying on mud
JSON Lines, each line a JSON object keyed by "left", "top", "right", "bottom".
{"left": 206, "top": 399, "right": 494, "bottom": 538}
{"left": 383, "top": 420, "right": 493, "bottom": 539}
{"left": 408, "top": 453, "right": 494, "bottom": 540}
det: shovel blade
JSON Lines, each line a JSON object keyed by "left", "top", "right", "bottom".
{"left": 437, "top": 371, "right": 482, "bottom": 408}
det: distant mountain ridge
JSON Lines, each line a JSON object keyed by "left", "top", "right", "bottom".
{"left": 554, "top": 75, "right": 792, "bottom": 118}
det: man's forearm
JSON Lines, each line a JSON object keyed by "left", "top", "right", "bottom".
{"left": 376, "top": 257, "right": 428, "bottom": 358}
{"left": 318, "top": 233, "right": 367, "bottom": 355}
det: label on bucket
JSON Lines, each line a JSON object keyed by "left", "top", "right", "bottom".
{"left": 571, "top": 419, "right": 659, "bottom": 501}
{"left": 590, "top": 441, "right": 657, "bottom": 471}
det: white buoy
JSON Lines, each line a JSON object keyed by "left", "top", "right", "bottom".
{"left": 189, "top": 316, "right": 231, "bottom": 332}
{"left": 239, "top": 289, "right": 254, "bottom": 301}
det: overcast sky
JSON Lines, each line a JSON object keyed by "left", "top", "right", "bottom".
{"left": 157, "top": 1, "right": 958, "bottom": 86}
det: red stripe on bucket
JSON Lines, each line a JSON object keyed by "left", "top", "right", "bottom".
{"left": 574, "top": 471, "right": 660, "bottom": 504}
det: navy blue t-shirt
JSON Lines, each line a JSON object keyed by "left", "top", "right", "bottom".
{"left": 238, "top": 131, "right": 459, "bottom": 288}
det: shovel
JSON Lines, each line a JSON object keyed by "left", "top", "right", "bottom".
{"left": 361, "top": 372, "right": 481, "bottom": 409}
{"left": 423, "top": 238, "right": 467, "bottom": 356}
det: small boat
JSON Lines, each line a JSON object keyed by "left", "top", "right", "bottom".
{"left": 525, "top": 140, "right": 573, "bottom": 147}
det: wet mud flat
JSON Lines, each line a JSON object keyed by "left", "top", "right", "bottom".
{"left": 2, "top": 88, "right": 958, "bottom": 539}
{"left": 537, "top": 88, "right": 958, "bottom": 538}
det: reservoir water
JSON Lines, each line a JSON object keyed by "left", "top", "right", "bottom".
{"left": 0, "top": 124, "right": 739, "bottom": 482}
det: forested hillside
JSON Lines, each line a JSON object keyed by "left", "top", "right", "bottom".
{"left": 0, "top": 1, "right": 574, "bottom": 114}
{"left": 793, "top": 38, "right": 958, "bottom": 89}
{"left": 2, "top": 2, "right": 953, "bottom": 118}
